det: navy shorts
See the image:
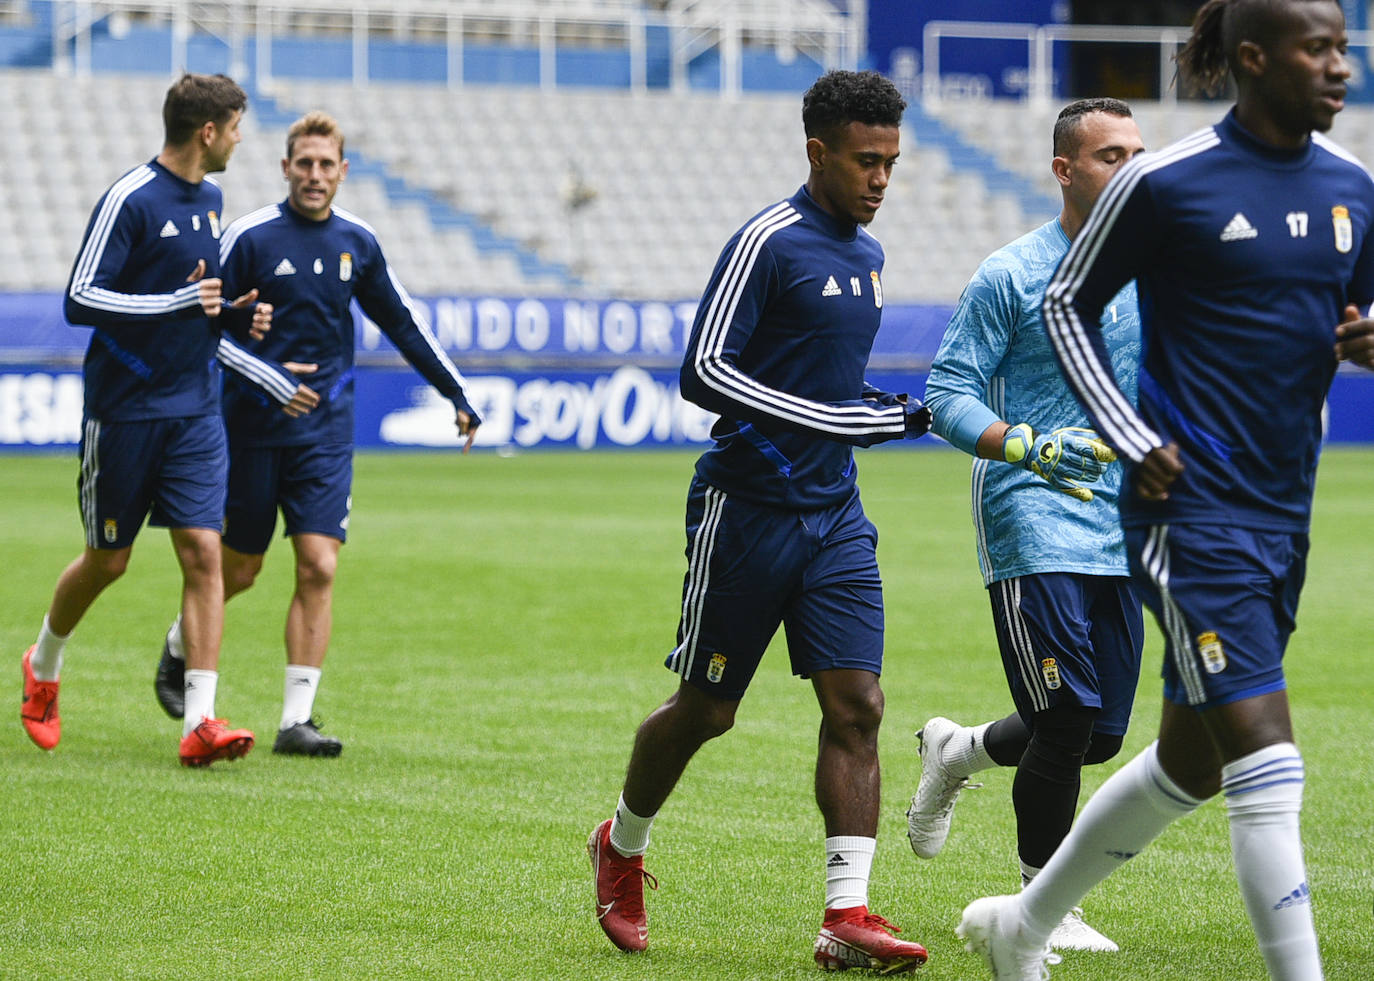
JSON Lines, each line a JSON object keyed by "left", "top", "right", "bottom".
{"left": 222, "top": 443, "right": 353, "bottom": 555}
{"left": 988, "top": 573, "right": 1144, "bottom": 735}
{"left": 77, "top": 415, "right": 227, "bottom": 550}
{"left": 664, "top": 476, "right": 884, "bottom": 700}
{"left": 1127, "top": 523, "right": 1306, "bottom": 709}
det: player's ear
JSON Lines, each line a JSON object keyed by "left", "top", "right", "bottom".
{"left": 281, "top": 158, "right": 290, "bottom": 181}
{"left": 806, "top": 136, "right": 826, "bottom": 171}
{"left": 339, "top": 158, "right": 349, "bottom": 182}
{"left": 1051, "top": 154, "right": 1072, "bottom": 188}
{"left": 1236, "top": 39, "right": 1266, "bottom": 79}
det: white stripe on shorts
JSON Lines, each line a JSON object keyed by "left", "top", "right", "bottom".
{"left": 996, "top": 576, "right": 1050, "bottom": 713}
{"left": 1139, "top": 524, "right": 1207, "bottom": 705}
{"left": 80, "top": 418, "right": 101, "bottom": 549}
{"left": 670, "top": 485, "right": 727, "bottom": 681}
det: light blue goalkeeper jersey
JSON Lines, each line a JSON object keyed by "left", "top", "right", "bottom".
{"left": 924, "top": 218, "right": 1139, "bottom": 585}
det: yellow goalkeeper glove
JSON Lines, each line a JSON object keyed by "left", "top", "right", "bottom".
{"left": 1002, "top": 424, "right": 1117, "bottom": 502}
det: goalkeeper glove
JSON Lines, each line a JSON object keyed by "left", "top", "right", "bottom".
{"left": 1002, "top": 423, "right": 1116, "bottom": 502}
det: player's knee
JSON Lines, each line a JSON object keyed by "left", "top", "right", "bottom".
{"left": 85, "top": 547, "right": 131, "bottom": 582}
{"left": 223, "top": 555, "right": 263, "bottom": 596}
{"left": 1083, "top": 731, "right": 1124, "bottom": 766}
{"left": 820, "top": 684, "right": 884, "bottom": 744}
{"left": 295, "top": 552, "right": 337, "bottom": 591}
{"left": 667, "top": 683, "right": 738, "bottom": 742}
{"left": 1023, "top": 707, "right": 1098, "bottom": 785}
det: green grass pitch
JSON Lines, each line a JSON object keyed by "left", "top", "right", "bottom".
{"left": 0, "top": 447, "right": 1371, "bottom": 979}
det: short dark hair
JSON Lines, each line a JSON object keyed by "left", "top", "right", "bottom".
{"left": 1053, "top": 97, "right": 1134, "bottom": 157}
{"left": 162, "top": 73, "right": 247, "bottom": 146}
{"left": 802, "top": 70, "right": 906, "bottom": 143}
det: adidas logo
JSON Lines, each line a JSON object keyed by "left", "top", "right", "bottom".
{"left": 274, "top": 258, "right": 297, "bottom": 276}
{"left": 1220, "top": 212, "right": 1258, "bottom": 242}
{"left": 821, "top": 275, "right": 842, "bottom": 297}
{"left": 1272, "top": 882, "right": 1311, "bottom": 911}
{"left": 826, "top": 852, "right": 848, "bottom": 868}
{"left": 159, "top": 219, "right": 179, "bottom": 238}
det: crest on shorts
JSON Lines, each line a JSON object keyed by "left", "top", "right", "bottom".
{"left": 339, "top": 252, "right": 353, "bottom": 281}
{"left": 1333, "top": 206, "right": 1353, "bottom": 254}
{"left": 707, "top": 652, "right": 727, "bottom": 684}
{"left": 1196, "top": 631, "right": 1227, "bottom": 674}
{"left": 1040, "top": 657, "right": 1061, "bottom": 690}
{"left": 103, "top": 518, "right": 117, "bottom": 543}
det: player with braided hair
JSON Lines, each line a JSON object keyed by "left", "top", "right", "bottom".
{"left": 960, "top": 2, "right": 1374, "bottom": 977}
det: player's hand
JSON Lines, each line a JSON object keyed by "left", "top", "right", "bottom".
{"left": 231, "top": 293, "right": 271, "bottom": 340}
{"left": 1135, "top": 443, "right": 1183, "bottom": 501}
{"left": 186, "top": 259, "right": 225, "bottom": 317}
{"left": 901, "top": 395, "right": 933, "bottom": 438}
{"left": 455, "top": 409, "right": 479, "bottom": 454}
{"left": 280, "top": 362, "right": 320, "bottom": 417}
{"left": 1334, "top": 304, "right": 1374, "bottom": 369}
{"left": 1003, "top": 423, "right": 1116, "bottom": 501}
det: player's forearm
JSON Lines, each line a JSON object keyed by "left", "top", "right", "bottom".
{"left": 683, "top": 357, "right": 912, "bottom": 445}
{"left": 924, "top": 384, "right": 1001, "bottom": 456}
{"left": 65, "top": 283, "right": 203, "bottom": 327}
{"left": 215, "top": 336, "right": 298, "bottom": 405}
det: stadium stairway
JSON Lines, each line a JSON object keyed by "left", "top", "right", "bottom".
{"left": 904, "top": 102, "right": 1059, "bottom": 219}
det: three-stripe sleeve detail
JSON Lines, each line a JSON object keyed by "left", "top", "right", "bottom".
{"left": 216, "top": 337, "right": 299, "bottom": 405}
{"left": 69, "top": 167, "right": 204, "bottom": 317}
{"left": 690, "top": 203, "right": 905, "bottom": 440}
{"left": 1043, "top": 130, "right": 1219, "bottom": 462}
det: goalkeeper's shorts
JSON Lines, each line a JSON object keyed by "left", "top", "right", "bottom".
{"left": 1127, "top": 522, "right": 1308, "bottom": 709}
{"left": 987, "top": 571, "right": 1144, "bottom": 735}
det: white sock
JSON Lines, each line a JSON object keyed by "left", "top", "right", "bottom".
{"left": 182, "top": 668, "right": 218, "bottom": 735}
{"left": 30, "top": 614, "right": 69, "bottom": 681}
{"left": 1223, "top": 743, "right": 1324, "bottom": 981}
{"left": 1020, "top": 741, "right": 1203, "bottom": 945}
{"left": 281, "top": 664, "right": 322, "bottom": 729}
{"left": 824, "top": 835, "right": 875, "bottom": 911}
{"left": 945, "top": 721, "right": 997, "bottom": 777}
{"left": 608, "top": 793, "right": 655, "bottom": 857}
{"left": 165, "top": 615, "right": 185, "bottom": 661}
{"left": 1019, "top": 859, "right": 1041, "bottom": 889}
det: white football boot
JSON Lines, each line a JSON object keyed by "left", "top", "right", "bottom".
{"left": 906, "top": 716, "right": 980, "bottom": 858}
{"left": 1047, "top": 906, "right": 1118, "bottom": 952}
{"left": 957, "top": 894, "right": 1061, "bottom": 981}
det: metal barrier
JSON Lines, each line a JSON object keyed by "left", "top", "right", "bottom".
{"left": 44, "top": 0, "right": 862, "bottom": 93}
{"left": 920, "top": 19, "right": 1374, "bottom": 109}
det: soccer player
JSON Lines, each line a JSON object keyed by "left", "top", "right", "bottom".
{"left": 908, "top": 99, "right": 1146, "bottom": 954}
{"left": 586, "top": 70, "right": 932, "bottom": 972}
{"left": 20, "top": 73, "right": 277, "bottom": 766}
{"left": 958, "top": 2, "right": 1374, "bottom": 978}
{"left": 153, "top": 111, "right": 481, "bottom": 757}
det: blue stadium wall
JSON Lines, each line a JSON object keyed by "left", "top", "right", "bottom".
{"left": 0, "top": 293, "right": 946, "bottom": 451}
{"left": 3, "top": 292, "right": 1373, "bottom": 451}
